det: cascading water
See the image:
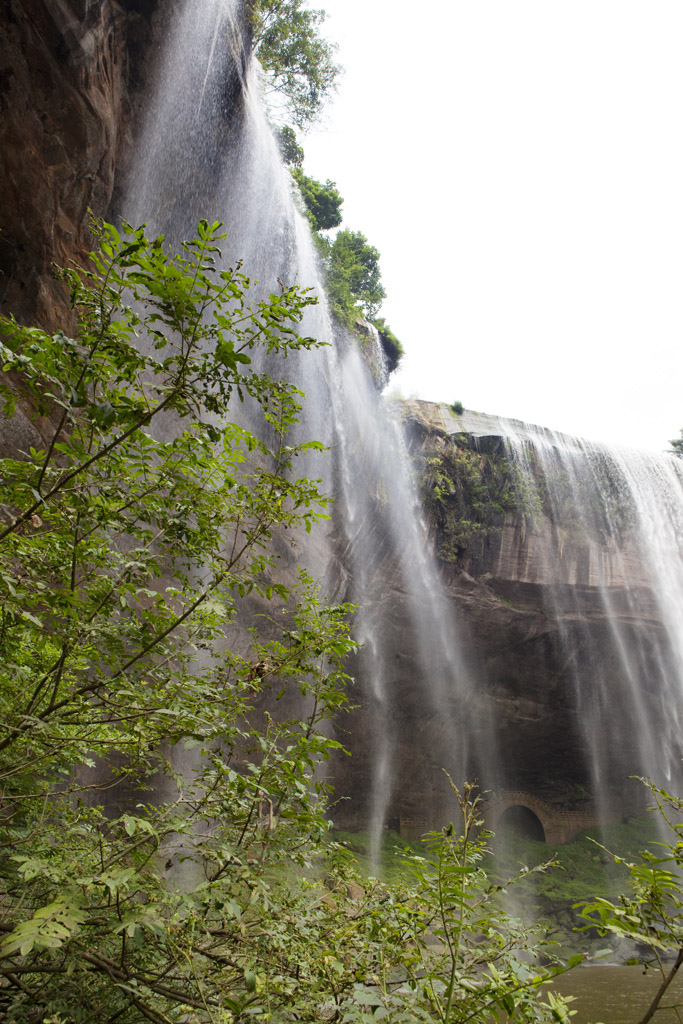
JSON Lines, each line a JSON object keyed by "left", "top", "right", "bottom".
{"left": 483, "top": 414, "right": 683, "bottom": 820}
{"left": 123, "top": 0, "right": 485, "bottom": 865}
{"left": 121, "top": 0, "right": 683, "bottom": 854}
{"left": 328, "top": 343, "right": 499, "bottom": 863}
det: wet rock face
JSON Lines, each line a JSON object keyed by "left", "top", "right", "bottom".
{"left": 0, "top": 0, "right": 160, "bottom": 331}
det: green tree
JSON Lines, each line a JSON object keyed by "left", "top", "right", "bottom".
{"left": 669, "top": 430, "right": 683, "bottom": 458}
{"left": 275, "top": 124, "right": 304, "bottom": 166}
{"left": 0, "top": 221, "right": 574, "bottom": 1023}
{"left": 291, "top": 167, "right": 343, "bottom": 230}
{"left": 249, "top": 0, "right": 340, "bottom": 129}
{"left": 327, "top": 228, "right": 387, "bottom": 323}
{"left": 0, "top": 220, "right": 359, "bottom": 1021}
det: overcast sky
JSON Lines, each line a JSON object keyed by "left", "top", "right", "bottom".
{"left": 302, "top": 1, "right": 683, "bottom": 451}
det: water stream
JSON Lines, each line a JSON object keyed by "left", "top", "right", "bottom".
{"left": 551, "top": 964, "right": 683, "bottom": 1024}
{"left": 123, "top": 0, "right": 481, "bottom": 867}
{"left": 492, "top": 418, "right": 683, "bottom": 813}
{"left": 122, "top": 0, "right": 683, "bottom": 862}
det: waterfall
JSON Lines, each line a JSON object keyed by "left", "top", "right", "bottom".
{"left": 123, "top": 0, "right": 485, "bottom": 866}
{"left": 486, "top": 415, "right": 683, "bottom": 819}
{"left": 120, "top": 0, "right": 683, "bottom": 851}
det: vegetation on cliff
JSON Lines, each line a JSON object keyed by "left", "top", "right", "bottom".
{"left": 271, "top": 58, "right": 404, "bottom": 370}
{"left": 290, "top": 164, "right": 404, "bottom": 366}
{"left": 406, "top": 405, "right": 641, "bottom": 565}
{"left": 406, "top": 411, "right": 538, "bottom": 564}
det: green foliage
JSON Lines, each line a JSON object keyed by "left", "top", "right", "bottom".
{"left": 272, "top": 121, "right": 401, "bottom": 368}
{"left": 410, "top": 423, "right": 538, "bottom": 563}
{"left": 669, "top": 429, "right": 683, "bottom": 458}
{"left": 275, "top": 124, "right": 304, "bottom": 166}
{"left": 381, "top": 782, "right": 578, "bottom": 1023}
{"left": 249, "top": 0, "right": 340, "bottom": 129}
{"left": 371, "top": 317, "right": 404, "bottom": 373}
{"left": 0, "top": 221, "right": 576, "bottom": 1023}
{"left": 0, "top": 220, "right": 363, "bottom": 1021}
{"left": 579, "top": 779, "right": 683, "bottom": 1024}
{"left": 290, "top": 166, "right": 343, "bottom": 230}
{"left": 293, "top": 786, "right": 578, "bottom": 1023}
{"left": 413, "top": 411, "right": 636, "bottom": 554}
{"left": 450, "top": 400, "right": 464, "bottom": 416}
{"left": 326, "top": 228, "right": 387, "bottom": 324}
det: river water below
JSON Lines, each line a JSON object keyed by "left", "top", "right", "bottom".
{"left": 551, "top": 965, "right": 683, "bottom": 1023}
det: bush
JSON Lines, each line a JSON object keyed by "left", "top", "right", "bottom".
{"left": 275, "top": 124, "right": 304, "bottom": 166}
{"left": 371, "top": 316, "right": 404, "bottom": 373}
{"left": 580, "top": 779, "right": 683, "bottom": 1024}
{"left": 0, "top": 220, "right": 360, "bottom": 1021}
{"left": 0, "top": 221, "right": 575, "bottom": 1023}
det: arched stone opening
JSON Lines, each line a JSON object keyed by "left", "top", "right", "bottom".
{"left": 497, "top": 804, "right": 546, "bottom": 842}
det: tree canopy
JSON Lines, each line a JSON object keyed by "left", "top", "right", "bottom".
{"left": 327, "top": 228, "right": 387, "bottom": 322}
{"left": 249, "top": 0, "right": 340, "bottom": 129}
{"left": 275, "top": 124, "right": 304, "bottom": 166}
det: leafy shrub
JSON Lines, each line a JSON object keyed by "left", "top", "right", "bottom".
{"left": 0, "top": 220, "right": 360, "bottom": 1020}
{"left": 371, "top": 316, "right": 404, "bottom": 373}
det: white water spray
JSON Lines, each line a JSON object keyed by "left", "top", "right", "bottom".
{"left": 492, "top": 416, "right": 683, "bottom": 814}
{"left": 124, "top": 0, "right": 483, "bottom": 868}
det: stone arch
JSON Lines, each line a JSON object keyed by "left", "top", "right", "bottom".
{"left": 485, "top": 790, "right": 558, "bottom": 843}
{"left": 483, "top": 789, "right": 603, "bottom": 845}
{"left": 496, "top": 803, "right": 546, "bottom": 841}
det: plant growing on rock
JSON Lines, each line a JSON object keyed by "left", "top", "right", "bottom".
{"left": 411, "top": 427, "right": 533, "bottom": 564}
{"left": 291, "top": 167, "right": 344, "bottom": 231}
{"left": 326, "top": 228, "right": 387, "bottom": 323}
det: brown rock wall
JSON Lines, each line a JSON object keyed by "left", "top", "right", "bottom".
{"left": 0, "top": 0, "right": 161, "bottom": 332}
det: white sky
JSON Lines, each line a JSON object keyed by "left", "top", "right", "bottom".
{"left": 302, "top": 1, "right": 683, "bottom": 451}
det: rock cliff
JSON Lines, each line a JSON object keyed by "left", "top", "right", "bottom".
{"left": 331, "top": 400, "right": 669, "bottom": 837}
{"left": 0, "top": 0, "right": 163, "bottom": 332}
